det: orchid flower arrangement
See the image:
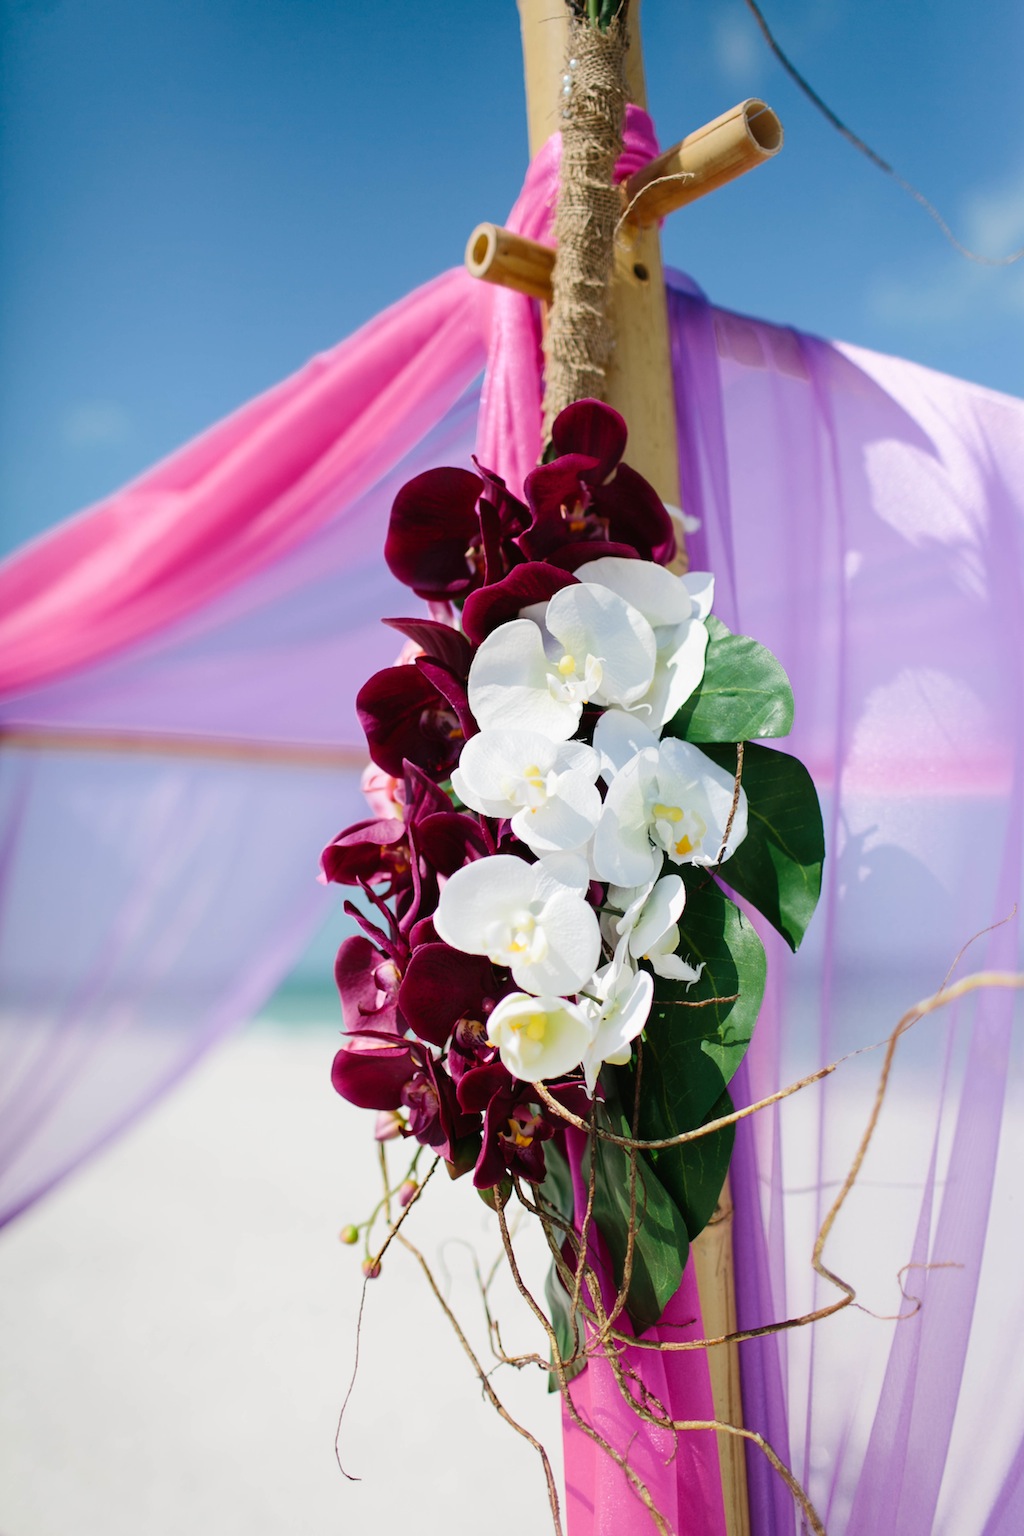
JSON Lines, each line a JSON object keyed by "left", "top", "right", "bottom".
{"left": 323, "top": 401, "right": 823, "bottom": 1332}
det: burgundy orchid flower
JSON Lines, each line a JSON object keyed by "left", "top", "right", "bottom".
{"left": 398, "top": 943, "right": 511, "bottom": 1049}
{"left": 357, "top": 664, "right": 466, "bottom": 781}
{"left": 520, "top": 400, "right": 676, "bottom": 569}
{"left": 458, "top": 1062, "right": 553, "bottom": 1188}
{"left": 384, "top": 467, "right": 487, "bottom": 601}
{"left": 335, "top": 933, "right": 404, "bottom": 1036}
{"left": 331, "top": 1031, "right": 418, "bottom": 1111}
{"left": 321, "top": 817, "right": 411, "bottom": 896}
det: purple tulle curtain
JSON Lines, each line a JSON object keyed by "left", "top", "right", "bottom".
{"left": 1, "top": 116, "right": 1023, "bottom": 1534}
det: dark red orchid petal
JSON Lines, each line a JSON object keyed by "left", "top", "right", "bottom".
{"left": 550, "top": 399, "right": 628, "bottom": 478}
{"left": 414, "top": 658, "right": 477, "bottom": 742}
{"left": 331, "top": 1034, "right": 417, "bottom": 1110}
{"left": 474, "top": 459, "right": 531, "bottom": 539}
{"left": 334, "top": 934, "right": 404, "bottom": 1035}
{"left": 401, "top": 761, "right": 453, "bottom": 823}
{"left": 416, "top": 810, "right": 489, "bottom": 876}
{"left": 596, "top": 462, "right": 677, "bottom": 566}
{"left": 320, "top": 817, "right": 409, "bottom": 888}
{"left": 357, "top": 664, "right": 464, "bottom": 780}
{"left": 384, "top": 466, "right": 484, "bottom": 600}
{"left": 403, "top": 1056, "right": 478, "bottom": 1159}
{"left": 457, "top": 1060, "right": 513, "bottom": 1115}
{"left": 461, "top": 562, "right": 577, "bottom": 645}
{"left": 522, "top": 454, "right": 600, "bottom": 529}
{"left": 409, "top": 913, "right": 440, "bottom": 949}
{"left": 399, "top": 944, "right": 509, "bottom": 1048}
{"left": 544, "top": 539, "right": 644, "bottom": 572}
{"left": 382, "top": 617, "right": 473, "bottom": 678}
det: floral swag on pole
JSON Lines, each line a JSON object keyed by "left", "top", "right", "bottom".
{"left": 323, "top": 399, "right": 824, "bottom": 1509}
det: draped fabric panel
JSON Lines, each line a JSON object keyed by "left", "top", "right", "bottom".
{"left": 0, "top": 107, "right": 1022, "bottom": 1534}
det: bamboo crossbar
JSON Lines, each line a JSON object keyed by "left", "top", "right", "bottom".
{"left": 464, "top": 102, "right": 782, "bottom": 309}
{"left": 624, "top": 99, "right": 783, "bottom": 226}
{"left": 465, "top": 222, "right": 555, "bottom": 301}
{"left": 0, "top": 725, "right": 366, "bottom": 771}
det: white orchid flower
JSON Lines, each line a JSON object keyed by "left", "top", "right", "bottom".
{"left": 601, "top": 873, "right": 687, "bottom": 961}
{"left": 578, "top": 953, "right": 654, "bottom": 1095}
{"left": 574, "top": 556, "right": 714, "bottom": 727}
{"left": 592, "top": 734, "right": 747, "bottom": 887}
{"left": 485, "top": 991, "right": 595, "bottom": 1083}
{"left": 467, "top": 619, "right": 585, "bottom": 740}
{"left": 434, "top": 853, "right": 600, "bottom": 997}
{"left": 451, "top": 729, "right": 601, "bottom": 857}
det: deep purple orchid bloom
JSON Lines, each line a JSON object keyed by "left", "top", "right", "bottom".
{"left": 357, "top": 664, "right": 466, "bottom": 780}
{"left": 321, "top": 817, "right": 411, "bottom": 896}
{"left": 335, "top": 933, "right": 404, "bottom": 1036}
{"left": 458, "top": 1063, "right": 554, "bottom": 1188}
{"left": 398, "top": 943, "right": 511, "bottom": 1049}
{"left": 519, "top": 400, "right": 676, "bottom": 568}
{"left": 331, "top": 1032, "right": 418, "bottom": 1111}
{"left": 384, "top": 467, "right": 487, "bottom": 601}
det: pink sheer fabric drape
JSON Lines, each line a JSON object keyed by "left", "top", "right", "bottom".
{"left": 1, "top": 102, "right": 1023, "bottom": 1536}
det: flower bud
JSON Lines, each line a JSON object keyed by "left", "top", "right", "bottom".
{"left": 374, "top": 1109, "right": 406, "bottom": 1142}
{"left": 362, "top": 1258, "right": 382, "bottom": 1280}
{"left": 398, "top": 1179, "right": 418, "bottom": 1208}
{"left": 338, "top": 1224, "right": 359, "bottom": 1245}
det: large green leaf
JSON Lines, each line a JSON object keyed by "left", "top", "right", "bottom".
{"left": 586, "top": 1098, "right": 690, "bottom": 1333}
{"left": 536, "top": 1144, "right": 586, "bottom": 1389}
{"left": 634, "top": 872, "right": 766, "bottom": 1134}
{"left": 622, "top": 878, "right": 764, "bottom": 1243}
{"left": 642, "top": 1088, "right": 736, "bottom": 1241}
{"left": 667, "top": 616, "right": 794, "bottom": 743}
{"left": 703, "top": 741, "right": 825, "bottom": 951}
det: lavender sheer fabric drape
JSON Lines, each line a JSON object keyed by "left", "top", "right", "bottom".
{"left": 671, "top": 286, "right": 1024, "bottom": 1533}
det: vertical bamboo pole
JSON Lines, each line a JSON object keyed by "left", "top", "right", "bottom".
{"left": 515, "top": 5, "right": 749, "bottom": 1533}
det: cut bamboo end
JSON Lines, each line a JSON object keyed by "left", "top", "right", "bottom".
{"left": 465, "top": 222, "right": 556, "bottom": 303}
{"left": 624, "top": 99, "right": 783, "bottom": 227}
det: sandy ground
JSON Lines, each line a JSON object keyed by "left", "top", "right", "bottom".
{"left": 0, "top": 1022, "right": 564, "bottom": 1536}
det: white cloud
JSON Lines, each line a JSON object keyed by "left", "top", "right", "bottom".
{"left": 865, "top": 165, "right": 1024, "bottom": 332}
{"left": 62, "top": 401, "right": 132, "bottom": 448}
{"left": 712, "top": 10, "right": 759, "bottom": 85}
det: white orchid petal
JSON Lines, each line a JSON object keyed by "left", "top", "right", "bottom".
{"left": 592, "top": 709, "right": 661, "bottom": 782}
{"left": 573, "top": 556, "right": 694, "bottom": 628}
{"left": 629, "top": 874, "right": 686, "bottom": 958}
{"left": 512, "top": 888, "right": 600, "bottom": 996}
{"left": 681, "top": 570, "right": 715, "bottom": 622}
{"left": 592, "top": 752, "right": 661, "bottom": 886}
{"left": 435, "top": 855, "right": 539, "bottom": 955}
{"left": 546, "top": 584, "right": 656, "bottom": 708}
{"left": 511, "top": 774, "right": 601, "bottom": 856}
{"left": 653, "top": 619, "right": 710, "bottom": 727}
{"left": 468, "top": 619, "right": 580, "bottom": 739}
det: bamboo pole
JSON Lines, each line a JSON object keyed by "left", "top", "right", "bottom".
{"left": 516, "top": 4, "right": 750, "bottom": 1532}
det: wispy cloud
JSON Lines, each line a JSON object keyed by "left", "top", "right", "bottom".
{"left": 865, "top": 166, "right": 1024, "bottom": 331}
{"left": 62, "top": 401, "right": 132, "bottom": 448}
{"left": 712, "top": 9, "right": 760, "bottom": 86}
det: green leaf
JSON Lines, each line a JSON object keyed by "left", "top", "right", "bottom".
{"left": 587, "top": 1096, "right": 690, "bottom": 1333}
{"left": 702, "top": 742, "right": 825, "bottom": 951}
{"left": 637, "top": 873, "right": 766, "bottom": 1132}
{"left": 667, "top": 616, "right": 794, "bottom": 743}
{"left": 536, "top": 1144, "right": 585, "bottom": 1390}
{"left": 622, "top": 876, "right": 764, "bottom": 1240}
{"left": 645, "top": 1089, "right": 735, "bottom": 1241}
{"left": 544, "top": 1263, "right": 586, "bottom": 1391}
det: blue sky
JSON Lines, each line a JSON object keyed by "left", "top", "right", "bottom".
{"left": 1, "top": 0, "right": 1022, "bottom": 557}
